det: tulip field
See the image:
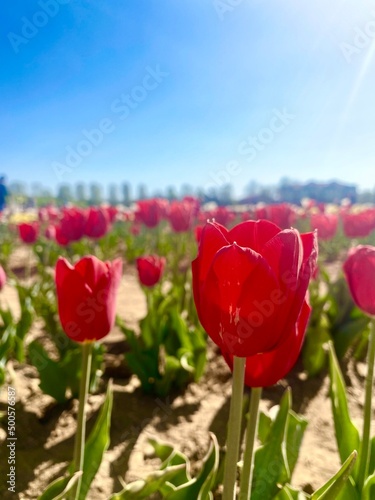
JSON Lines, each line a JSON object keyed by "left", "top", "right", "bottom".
{"left": 1, "top": 198, "right": 375, "bottom": 499}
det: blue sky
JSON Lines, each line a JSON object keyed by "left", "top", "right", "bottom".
{"left": 1, "top": 0, "right": 375, "bottom": 197}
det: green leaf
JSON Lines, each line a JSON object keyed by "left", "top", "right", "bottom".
{"left": 368, "top": 436, "right": 375, "bottom": 476}
{"left": 303, "top": 321, "right": 331, "bottom": 376}
{"left": 164, "top": 433, "right": 219, "bottom": 499}
{"left": 190, "top": 326, "right": 207, "bottom": 382}
{"left": 362, "top": 472, "right": 375, "bottom": 500}
{"left": 154, "top": 354, "right": 181, "bottom": 397}
{"left": 38, "top": 471, "right": 82, "bottom": 500}
{"left": 108, "top": 464, "right": 187, "bottom": 499}
{"left": 251, "top": 389, "right": 291, "bottom": 499}
{"left": 334, "top": 316, "right": 370, "bottom": 360}
{"left": 328, "top": 342, "right": 360, "bottom": 481}
{"left": 125, "top": 350, "right": 159, "bottom": 394}
{"left": 311, "top": 450, "right": 358, "bottom": 500}
{"left": 0, "top": 323, "right": 16, "bottom": 361}
{"left": 258, "top": 410, "right": 273, "bottom": 445}
{"left": 28, "top": 341, "right": 67, "bottom": 403}
{"left": 274, "top": 484, "right": 310, "bottom": 499}
{"left": 139, "top": 313, "right": 156, "bottom": 349}
{"left": 77, "top": 381, "right": 113, "bottom": 500}
{"left": 286, "top": 410, "right": 308, "bottom": 477}
{"left": 148, "top": 438, "right": 191, "bottom": 487}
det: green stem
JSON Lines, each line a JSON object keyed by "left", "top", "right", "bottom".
{"left": 239, "top": 387, "right": 262, "bottom": 500}
{"left": 70, "top": 341, "right": 93, "bottom": 500}
{"left": 223, "top": 356, "right": 246, "bottom": 500}
{"left": 358, "top": 319, "right": 375, "bottom": 492}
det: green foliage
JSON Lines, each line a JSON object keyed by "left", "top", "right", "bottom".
{"left": 328, "top": 343, "right": 360, "bottom": 478}
{"left": 38, "top": 471, "right": 83, "bottom": 500}
{"left": 28, "top": 339, "right": 104, "bottom": 402}
{"left": 40, "top": 383, "right": 113, "bottom": 499}
{"left": 252, "top": 388, "right": 356, "bottom": 499}
{"left": 311, "top": 452, "right": 358, "bottom": 500}
{"left": 252, "top": 389, "right": 306, "bottom": 498}
{"left": 75, "top": 382, "right": 113, "bottom": 500}
{"left": 111, "top": 433, "right": 219, "bottom": 499}
{"left": 303, "top": 268, "right": 370, "bottom": 377}
{"left": 117, "top": 288, "right": 206, "bottom": 397}
{"left": 0, "top": 280, "right": 35, "bottom": 383}
{"left": 326, "top": 342, "right": 374, "bottom": 498}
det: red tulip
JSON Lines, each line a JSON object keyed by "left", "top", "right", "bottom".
{"left": 55, "top": 225, "right": 70, "bottom": 246}
{"left": 85, "top": 207, "right": 110, "bottom": 239}
{"left": 56, "top": 207, "right": 87, "bottom": 245}
{"left": 343, "top": 245, "right": 375, "bottom": 316}
{"left": 257, "top": 203, "right": 296, "bottom": 229}
{"left": 55, "top": 255, "right": 123, "bottom": 342}
{"left": 136, "top": 255, "right": 166, "bottom": 287}
{"left": 18, "top": 222, "right": 39, "bottom": 244}
{"left": 135, "top": 199, "right": 163, "bottom": 228}
{"left": 105, "top": 206, "right": 118, "bottom": 223}
{"left": 168, "top": 201, "right": 194, "bottom": 232}
{"left": 222, "top": 300, "right": 311, "bottom": 387}
{"left": 199, "top": 207, "right": 235, "bottom": 227}
{"left": 341, "top": 209, "right": 375, "bottom": 238}
{"left": 0, "top": 264, "right": 6, "bottom": 290}
{"left": 182, "top": 195, "right": 201, "bottom": 216}
{"left": 310, "top": 213, "right": 338, "bottom": 240}
{"left": 255, "top": 205, "right": 267, "bottom": 220}
{"left": 241, "top": 210, "right": 255, "bottom": 222}
{"left": 192, "top": 219, "right": 317, "bottom": 386}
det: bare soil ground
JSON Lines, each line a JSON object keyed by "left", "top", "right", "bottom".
{"left": 0, "top": 251, "right": 372, "bottom": 499}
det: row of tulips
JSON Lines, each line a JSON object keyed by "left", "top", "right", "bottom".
{"left": 4, "top": 197, "right": 375, "bottom": 248}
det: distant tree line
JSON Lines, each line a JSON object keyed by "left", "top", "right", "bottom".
{"left": 7, "top": 178, "right": 371, "bottom": 208}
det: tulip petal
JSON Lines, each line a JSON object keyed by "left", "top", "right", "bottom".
{"left": 244, "top": 300, "right": 311, "bottom": 387}
{"left": 74, "top": 255, "right": 109, "bottom": 291}
{"left": 228, "top": 219, "right": 281, "bottom": 252}
{"left": 193, "top": 221, "right": 229, "bottom": 284}
{"left": 55, "top": 258, "right": 76, "bottom": 288}
{"left": 222, "top": 300, "right": 311, "bottom": 387}
{"left": 261, "top": 229, "right": 303, "bottom": 286}
{"left": 199, "top": 244, "right": 280, "bottom": 356}
{"left": 344, "top": 245, "right": 375, "bottom": 315}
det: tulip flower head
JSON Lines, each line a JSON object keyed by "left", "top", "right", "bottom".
{"left": 55, "top": 207, "right": 87, "bottom": 245}
{"left": 135, "top": 199, "right": 163, "bottom": 228}
{"left": 55, "top": 255, "right": 123, "bottom": 342}
{"left": 84, "top": 207, "right": 110, "bottom": 239}
{"left": 192, "top": 219, "right": 318, "bottom": 387}
{"left": 136, "top": 255, "right": 166, "bottom": 287}
{"left": 18, "top": 222, "right": 39, "bottom": 244}
{"left": 310, "top": 213, "right": 338, "bottom": 240}
{"left": 168, "top": 201, "right": 194, "bottom": 232}
{"left": 341, "top": 209, "right": 375, "bottom": 238}
{"left": 343, "top": 245, "right": 375, "bottom": 317}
